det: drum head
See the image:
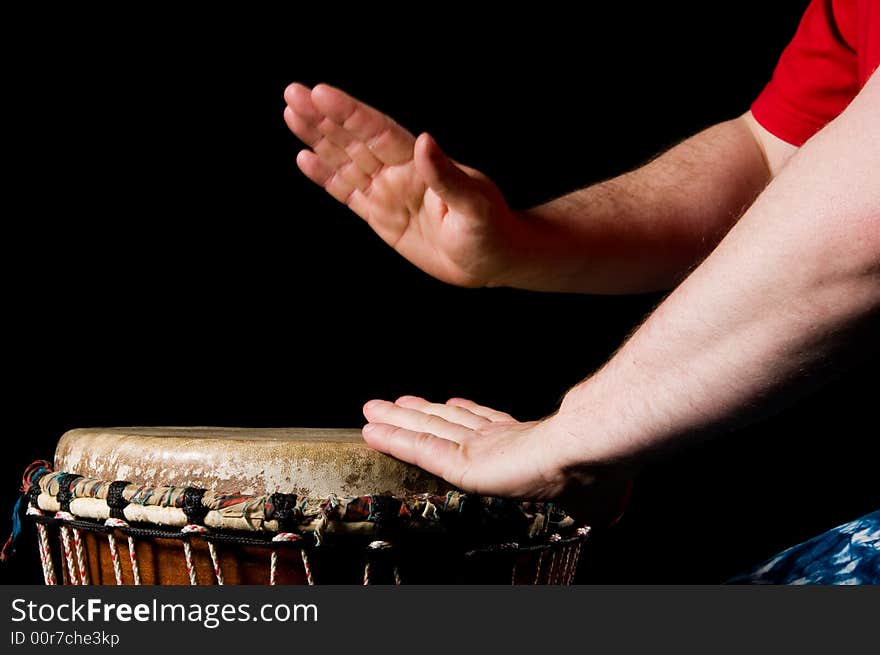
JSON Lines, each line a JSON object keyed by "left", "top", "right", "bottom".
{"left": 55, "top": 427, "right": 451, "bottom": 499}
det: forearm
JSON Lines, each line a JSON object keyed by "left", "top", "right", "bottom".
{"left": 496, "top": 117, "right": 773, "bottom": 294}
{"left": 554, "top": 76, "right": 880, "bottom": 471}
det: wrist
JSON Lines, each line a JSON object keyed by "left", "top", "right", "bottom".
{"left": 486, "top": 206, "right": 602, "bottom": 292}
{"left": 551, "top": 373, "right": 657, "bottom": 473}
{"left": 542, "top": 391, "right": 638, "bottom": 527}
{"left": 549, "top": 382, "right": 615, "bottom": 469}
{"left": 483, "top": 208, "right": 541, "bottom": 289}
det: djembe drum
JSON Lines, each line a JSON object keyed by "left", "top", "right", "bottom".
{"left": 19, "top": 427, "right": 590, "bottom": 585}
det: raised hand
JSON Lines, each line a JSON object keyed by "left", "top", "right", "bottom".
{"left": 361, "top": 395, "right": 632, "bottom": 526}
{"left": 284, "top": 83, "right": 522, "bottom": 288}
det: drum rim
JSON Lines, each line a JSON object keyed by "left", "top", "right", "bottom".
{"left": 61, "top": 426, "right": 369, "bottom": 444}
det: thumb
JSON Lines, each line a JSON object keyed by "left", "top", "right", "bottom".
{"left": 414, "top": 132, "right": 483, "bottom": 214}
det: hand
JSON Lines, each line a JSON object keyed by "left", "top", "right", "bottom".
{"left": 362, "top": 395, "right": 632, "bottom": 526}
{"left": 283, "top": 83, "right": 522, "bottom": 288}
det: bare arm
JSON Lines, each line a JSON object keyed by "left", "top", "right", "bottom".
{"left": 501, "top": 114, "right": 797, "bottom": 293}
{"left": 284, "top": 84, "right": 796, "bottom": 294}
{"left": 361, "top": 73, "right": 879, "bottom": 501}
{"left": 555, "top": 72, "right": 879, "bottom": 467}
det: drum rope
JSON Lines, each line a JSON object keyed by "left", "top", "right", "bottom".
{"left": 533, "top": 549, "right": 545, "bottom": 584}
{"left": 301, "top": 548, "right": 315, "bottom": 585}
{"left": 208, "top": 542, "right": 224, "bottom": 585}
{"left": 568, "top": 546, "right": 581, "bottom": 583}
{"left": 180, "top": 524, "right": 212, "bottom": 585}
{"left": 128, "top": 535, "right": 141, "bottom": 585}
{"left": 270, "top": 533, "right": 314, "bottom": 585}
{"left": 55, "top": 511, "right": 90, "bottom": 585}
{"left": 180, "top": 524, "right": 225, "bottom": 584}
{"left": 546, "top": 533, "right": 562, "bottom": 585}
{"left": 269, "top": 553, "right": 279, "bottom": 585}
{"left": 565, "top": 544, "right": 580, "bottom": 584}
{"left": 54, "top": 512, "right": 90, "bottom": 585}
{"left": 569, "top": 544, "right": 580, "bottom": 584}
{"left": 105, "top": 527, "right": 123, "bottom": 585}
{"left": 567, "top": 526, "right": 591, "bottom": 585}
{"left": 181, "top": 541, "right": 198, "bottom": 585}
{"left": 559, "top": 544, "right": 572, "bottom": 584}
{"left": 185, "top": 541, "right": 198, "bottom": 584}
{"left": 27, "top": 507, "right": 56, "bottom": 585}
{"left": 72, "top": 528, "right": 90, "bottom": 585}
{"left": 104, "top": 518, "right": 132, "bottom": 585}
{"left": 56, "top": 517, "right": 79, "bottom": 585}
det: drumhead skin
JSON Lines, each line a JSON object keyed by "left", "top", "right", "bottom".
{"left": 55, "top": 427, "right": 452, "bottom": 499}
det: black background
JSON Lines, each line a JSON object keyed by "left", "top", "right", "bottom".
{"left": 3, "top": 2, "right": 877, "bottom": 584}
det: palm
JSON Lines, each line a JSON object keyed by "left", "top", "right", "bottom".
{"left": 284, "top": 83, "right": 512, "bottom": 287}
{"left": 361, "top": 396, "right": 633, "bottom": 527}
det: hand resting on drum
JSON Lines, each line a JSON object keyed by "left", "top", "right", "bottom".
{"left": 362, "top": 396, "right": 632, "bottom": 527}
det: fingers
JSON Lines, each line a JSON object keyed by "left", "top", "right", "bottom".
{"left": 284, "top": 82, "right": 323, "bottom": 124}
{"left": 295, "top": 150, "right": 368, "bottom": 216}
{"left": 446, "top": 398, "right": 516, "bottom": 422}
{"left": 362, "top": 423, "right": 461, "bottom": 481}
{"left": 284, "top": 84, "right": 488, "bottom": 226}
{"left": 310, "top": 83, "right": 415, "bottom": 165}
{"left": 363, "top": 400, "right": 472, "bottom": 442}
{"left": 285, "top": 82, "right": 414, "bottom": 169}
{"left": 285, "top": 84, "right": 384, "bottom": 178}
{"left": 394, "top": 395, "right": 491, "bottom": 430}
{"left": 314, "top": 118, "right": 384, "bottom": 178}
{"left": 414, "top": 133, "right": 483, "bottom": 216}
{"left": 284, "top": 92, "right": 373, "bottom": 192}
{"left": 283, "top": 104, "right": 322, "bottom": 147}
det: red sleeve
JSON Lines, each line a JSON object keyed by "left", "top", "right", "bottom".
{"left": 751, "top": 0, "right": 860, "bottom": 146}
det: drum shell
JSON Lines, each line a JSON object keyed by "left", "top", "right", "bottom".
{"left": 33, "top": 520, "right": 585, "bottom": 585}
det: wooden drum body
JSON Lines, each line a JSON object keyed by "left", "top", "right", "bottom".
{"left": 23, "top": 427, "right": 590, "bottom": 585}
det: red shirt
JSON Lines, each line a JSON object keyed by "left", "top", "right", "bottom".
{"left": 751, "top": 0, "right": 879, "bottom": 146}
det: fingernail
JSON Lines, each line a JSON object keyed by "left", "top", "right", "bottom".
{"left": 363, "top": 423, "right": 376, "bottom": 434}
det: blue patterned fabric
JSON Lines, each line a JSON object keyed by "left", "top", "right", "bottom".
{"left": 728, "top": 509, "right": 880, "bottom": 584}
